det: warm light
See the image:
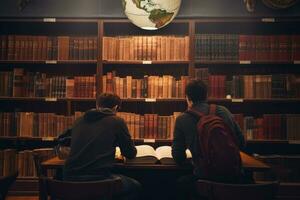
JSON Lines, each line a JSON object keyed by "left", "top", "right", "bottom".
{"left": 122, "top": 0, "right": 181, "bottom": 30}
{"left": 141, "top": 27, "right": 158, "bottom": 30}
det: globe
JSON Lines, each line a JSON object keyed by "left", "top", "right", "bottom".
{"left": 122, "top": 0, "right": 182, "bottom": 30}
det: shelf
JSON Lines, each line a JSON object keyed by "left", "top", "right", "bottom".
{"left": 210, "top": 98, "right": 300, "bottom": 103}
{"left": 247, "top": 140, "right": 300, "bottom": 144}
{"left": 0, "top": 97, "right": 95, "bottom": 102}
{"left": 121, "top": 98, "right": 186, "bottom": 102}
{"left": 0, "top": 136, "right": 57, "bottom": 141}
{"left": 0, "top": 18, "right": 99, "bottom": 23}
{"left": 194, "top": 60, "right": 300, "bottom": 65}
{"left": 134, "top": 139, "right": 172, "bottom": 144}
{"left": 1, "top": 97, "right": 299, "bottom": 104}
{"left": 0, "top": 60, "right": 97, "bottom": 64}
{"left": 246, "top": 140, "right": 289, "bottom": 144}
{"left": 102, "top": 60, "right": 190, "bottom": 65}
{"left": 119, "top": 98, "right": 300, "bottom": 103}
{"left": 193, "top": 17, "right": 300, "bottom": 23}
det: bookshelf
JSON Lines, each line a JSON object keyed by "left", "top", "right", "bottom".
{"left": 1, "top": 17, "right": 300, "bottom": 194}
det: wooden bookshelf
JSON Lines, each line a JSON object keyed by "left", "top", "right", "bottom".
{"left": 0, "top": 60, "right": 97, "bottom": 64}
{"left": 195, "top": 60, "right": 300, "bottom": 65}
{"left": 0, "top": 97, "right": 96, "bottom": 102}
{"left": 1, "top": 17, "right": 300, "bottom": 196}
{"left": 103, "top": 60, "right": 190, "bottom": 65}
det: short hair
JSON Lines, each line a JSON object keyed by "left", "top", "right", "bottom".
{"left": 185, "top": 79, "right": 207, "bottom": 103}
{"left": 97, "top": 93, "right": 121, "bottom": 109}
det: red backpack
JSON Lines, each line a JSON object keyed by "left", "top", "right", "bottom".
{"left": 186, "top": 104, "right": 242, "bottom": 182}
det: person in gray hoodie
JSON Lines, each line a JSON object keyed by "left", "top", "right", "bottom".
{"left": 59, "top": 93, "right": 141, "bottom": 200}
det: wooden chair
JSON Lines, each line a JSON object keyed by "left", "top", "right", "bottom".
{"left": 32, "top": 148, "right": 56, "bottom": 177}
{"left": 41, "top": 176, "right": 122, "bottom": 200}
{"left": 0, "top": 172, "right": 18, "bottom": 200}
{"left": 32, "top": 148, "right": 56, "bottom": 200}
{"left": 195, "top": 180, "right": 278, "bottom": 200}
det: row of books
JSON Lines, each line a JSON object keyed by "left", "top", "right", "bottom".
{"left": 0, "top": 148, "right": 54, "bottom": 177}
{"left": 0, "top": 68, "right": 96, "bottom": 98}
{"left": 1, "top": 68, "right": 299, "bottom": 99}
{"left": 103, "top": 72, "right": 189, "bottom": 98}
{"left": 0, "top": 35, "right": 98, "bottom": 61}
{"left": 0, "top": 111, "right": 181, "bottom": 139}
{"left": 233, "top": 114, "right": 300, "bottom": 140}
{"left": 254, "top": 154, "right": 300, "bottom": 182}
{"left": 116, "top": 112, "right": 181, "bottom": 139}
{"left": 195, "top": 68, "right": 300, "bottom": 98}
{"left": 102, "top": 36, "right": 189, "bottom": 61}
{"left": 195, "top": 34, "right": 239, "bottom": 61}
{"left": 195, "top": 34, "right": 300, "bottom": 61}
{"left": 0, "top": 112, "right": 81, "bottom": 137}
{"left": 1, "top": 110, "right": 299, "bottom": 141}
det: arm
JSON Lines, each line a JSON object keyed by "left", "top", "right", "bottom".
{"left": 57, "top": 128, "right": 72, "bottom": 146}
{"left": 115, "top": 119, "right": 137, "bottom": 159}
{"left": 172, "top": 117, "right": 187, "bottom": 165}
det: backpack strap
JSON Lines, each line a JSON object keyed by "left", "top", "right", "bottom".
{"left": 209, "top": 104, "right": 217, "bottom": 115}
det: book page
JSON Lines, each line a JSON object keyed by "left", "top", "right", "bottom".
{"left": 186, "top": 149, "right": 192, "bottom": 158}
{"left": 115, "top": 146, "right": 123, "bottom": 160}
{"left": 155, "top": 146, "right": 172, "bottom": 160}
{"left": 135, "top": 145, "right": 156, "bottom": 157}
{"left": 156, "top": 146, "right": 192, "bottom": 160}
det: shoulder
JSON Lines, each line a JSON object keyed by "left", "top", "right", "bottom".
{"left": 175, "top": 112, "right": 195, "bottom": 124}
{"left": 216, "top": 105, "right": 232, "bottom": 115}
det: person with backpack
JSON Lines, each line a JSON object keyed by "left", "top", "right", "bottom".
{"left": 59, "top": 93, "right": 141, "bottom": 200}
{"left": 172, "top": 79, "right": 246, "bottom": 199}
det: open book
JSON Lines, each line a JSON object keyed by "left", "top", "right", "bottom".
{"left": 125, "top": 145, "right": 192, "bottom": 165}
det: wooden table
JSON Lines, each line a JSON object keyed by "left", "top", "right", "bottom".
{"left": 41, "top": 152, "right": 270, "bottom": 172}
{"left": 40, "top": 152, "right": 270, "bottom": 200}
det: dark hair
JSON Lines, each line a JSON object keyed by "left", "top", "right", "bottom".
{"left": 97, "top": 93, "right": 121, "bottom": 109}
{"left": 185, "top": 79, "right": 207, "bottom": 103}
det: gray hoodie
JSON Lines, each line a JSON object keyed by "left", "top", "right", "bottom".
{"left": 62, "top": 108, "right": 137, "bottom": 181}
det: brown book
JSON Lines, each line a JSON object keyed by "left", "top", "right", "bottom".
{"left": 12, "top": 68, "right": 24, "bottom": 97}
{"left": 83, "top": 38, "right": 89, "bottom": 60}
{"left": 102, "top": 37, "right": 109, "bottom": 60}
{"left": 66, "top": 78, "right": 74, "bottom": 98}
{"left": 93, "top": 37, "right": 98, "bottom": 60}
{"left": 18, "top": 151, "right": 25, "bottom": 177}
{"left": 78, "top": 38, "right": 84, "bottom": 60}
{"left": 41, "top": 36, "right": 48, "bottom": 60}
{"left": 7, "top": 35, "right": 15, "bottom": 60}
{"left": 87, "top": 38, "right": 93, "bottom": 60}
{"left": 134, "top": 114, "right": 140, "bottom": 139}
{"left": 139, "top": 116, "right": 144, "bottom": 139}
{"left": 153, "top": 114, "right": 158, "bottom": 139}
{"left": 58, "top": 36, "right": 70, "bottom": 61}
{"left": 136, "top": 79, "right": 142, "bottom": 98}
{"left": 146, "top": 36, "right": 152, "bottom": 60}
{"left": 184, "top": 36, "right": 189, "bottom": 60}
{"left": 126, "top": 76, "right": 132, "bottom": 98}
{"left": 144, "top": 114, "right": 150, "bottom": 139}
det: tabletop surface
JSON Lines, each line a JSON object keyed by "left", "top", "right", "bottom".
{"left": 42, "top": 152, "right": 270, "bottom": 171}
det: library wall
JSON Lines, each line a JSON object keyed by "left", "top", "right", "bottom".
{"left": 0, "top": 0, "right": 300, "bottom": 18}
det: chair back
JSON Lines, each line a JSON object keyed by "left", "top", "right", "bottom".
{"left": 42, "top": 176, "right": 122, "bottom": 200}
{"left": 32, "top": 148, "right": 55, "bottom": 177}
{"left": 196, "top": 180, "right": 278, "bottom": 200}
{"left": 0, "top": 172, "right": 18, "bottom": 200}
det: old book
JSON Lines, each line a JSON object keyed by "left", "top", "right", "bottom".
{"left": 13, "top": 68, "right": 24, "bottom": 97}
{"left": 126, "top": 145, "right": 192, "bottom": 165}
